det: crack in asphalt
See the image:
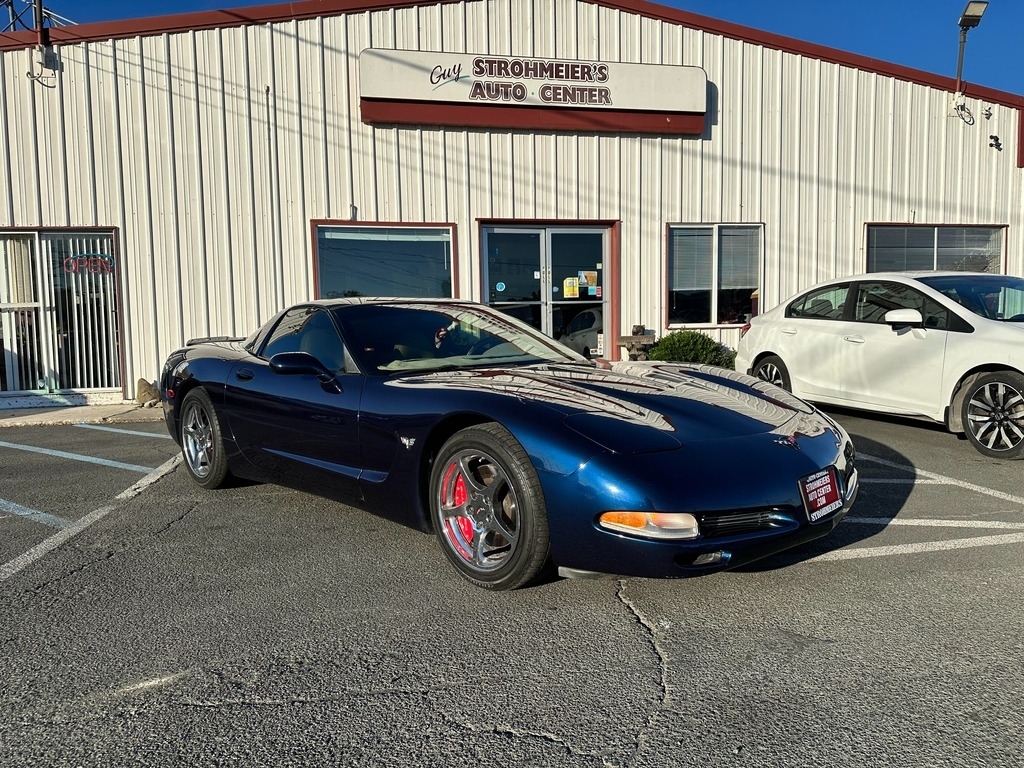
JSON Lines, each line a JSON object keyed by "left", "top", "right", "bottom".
{"left": 26, "top": 547, "right": 121, "bottom": 597}
{"left": 153, "top": 505, "right": 198, "bottom": 536}
{"left": 615, "top": 580, "right": 670, "bottom": 767}
{"left": 434, "top": 711, "right": 622, "bottom": 767}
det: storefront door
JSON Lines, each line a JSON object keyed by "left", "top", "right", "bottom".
{"left": 482, "top": 227, "right": 606, "bottom": 357}
{"left": 0, "top": 231, "right": 121, "bottom": 396}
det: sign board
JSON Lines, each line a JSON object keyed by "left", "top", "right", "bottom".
{"left": 359, "top": 49, "right": 707, "bottom": 113}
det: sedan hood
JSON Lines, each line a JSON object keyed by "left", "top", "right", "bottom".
{"left": 397, "top": 361, "right": 826, "bottom": 455}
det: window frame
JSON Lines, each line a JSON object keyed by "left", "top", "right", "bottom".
{"left": 665, "top": 223, "right": 763, "bottom": 328}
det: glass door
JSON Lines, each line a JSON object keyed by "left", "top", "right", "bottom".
{"left": 549, "top": 230, "right": 604, "bottom": 357}
{"left": 484, "top": 228, "right": 547, "bottom": 332}
{"left": 482, "top": 226, "right": 607, "bottom": 357}
{"left": 0, "top": 235, "right": 45, "bottom": 392}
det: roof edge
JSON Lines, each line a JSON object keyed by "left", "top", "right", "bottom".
{"left": 0, "top": 0, "right": 1021, "bottom": 108}
{"left": 598, "top": 0, "right": 1024, "bottom": 107}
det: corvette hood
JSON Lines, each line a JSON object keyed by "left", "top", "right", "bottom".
{"left": 395, "top": 361, "right": 828, "bottom": 454}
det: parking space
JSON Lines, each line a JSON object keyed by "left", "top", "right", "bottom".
{"left": 2, "top": 407, "right": 1023, "bottom": 583}
{"left": 1, "top": 408, "right": 1022, "bottom": 766}
{"left": 0, "top": 421, "right": 180, "bottom": 571}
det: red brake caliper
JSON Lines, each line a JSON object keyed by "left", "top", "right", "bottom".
{"left": 443, "top": 463, "right": 474, "bottom": 559}
{"left": 453, "top": 473, "right": 473, "bottom": 544}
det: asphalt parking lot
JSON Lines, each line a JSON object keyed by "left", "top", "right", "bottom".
{"left": 1, "top": 406, "right": 1022, "bottom": 767}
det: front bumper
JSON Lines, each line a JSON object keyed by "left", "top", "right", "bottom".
{"left": 544, "top": 426, "right": 858, "bottom": 579}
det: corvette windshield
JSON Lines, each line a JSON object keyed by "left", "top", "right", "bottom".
{"left": 333, "top": 303, "right": 586, "bottom": 374}
{"left": 916, "top": 274, "right": 1024, "bottom": 322}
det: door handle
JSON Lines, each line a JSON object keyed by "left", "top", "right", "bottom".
{"left": 235, "top": 369, "right": 254, "bottom": 381}
{"left": 780, "top": 328, "right": 797, "bottom": 336}
{"left": 843, "top": 336, "right": 865, "bottom": 344}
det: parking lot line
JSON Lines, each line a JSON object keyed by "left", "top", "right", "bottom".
{"left": 73, "top": 423, "right": 173, "bottom": 440}
{"left": 0, "top": 455, "right": 181, "bottom": 583}
{"left": 0, "top": 440, "right": 157, "bottom": 473}
{"left": 859, "top": 453, "right": 1024, "bottom": 507}
{"left": 846, "top": 517, "right": 1024, "bottom": 530}
{"left": 0, "top": 498, "right": 71, "bottom": 529}
{"left": 808, "top": 531, "right": 1024, "bottom": 562}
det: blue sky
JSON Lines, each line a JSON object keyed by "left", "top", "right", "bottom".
{"left": 22, "top": 0, "right": 1024, "bottom": 96}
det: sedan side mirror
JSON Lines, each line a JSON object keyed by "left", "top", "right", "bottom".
{"left": 884, "top": 308, "right": 923, "bottom": 327}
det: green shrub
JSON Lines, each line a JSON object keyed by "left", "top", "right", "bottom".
{"left": 648, "top": 330, "right": 736, "bottom": 368}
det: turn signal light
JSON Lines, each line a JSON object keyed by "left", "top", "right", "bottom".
{"left": 598, "top": 511, "right": 699, "bottom": 540}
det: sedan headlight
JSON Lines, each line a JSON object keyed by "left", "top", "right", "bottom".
{"left": 598, "top": 511, "right": 700, "bottom": 540}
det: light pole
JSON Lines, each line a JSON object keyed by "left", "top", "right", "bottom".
{"left": 954, "top": 1, "right": 988, "bottom": 96}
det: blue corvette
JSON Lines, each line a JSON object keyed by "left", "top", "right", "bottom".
{"left": 161, "top": 298, "right": 858, "bottom": 590}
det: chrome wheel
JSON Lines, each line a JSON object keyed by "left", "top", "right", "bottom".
{"left": 965, "top": 379, "right": 1024, "bottom": 454}
{"left": 178, "top": 388, "right": 230, "bottom": 487}
{"left": 430, "top": 423, "right": 550, "bottom": 589}
{"left": 182, "top": 400, "right": 215, "bottom": 478}
{"left": 437, "top": 449, "right": 520, "bottom": 573}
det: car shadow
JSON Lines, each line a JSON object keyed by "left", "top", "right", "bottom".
{"left": 822, "top": 404, "right": 962, "bottom": 446}
{"left": 734, "top": 432, "right": 914, "bottom": 572}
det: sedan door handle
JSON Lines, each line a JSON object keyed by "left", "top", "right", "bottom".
{"left": 843, "top": 335, "right": 865, "bottom": 344}
{"left": 235, "top": 369, "right": 255, "bottom": 381}
{"left": 780, "top": 328, "right": 797, "bottom": 336}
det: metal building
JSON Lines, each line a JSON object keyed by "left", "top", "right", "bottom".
{"left": 1, "top": 0, "right": 1022, "bottom": 406}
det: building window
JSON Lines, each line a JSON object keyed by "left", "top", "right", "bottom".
{"left": 667, "top": 225, "right": 760, "bottom": 325}
{"left": 867, "top": 226, "right": 1004, "bottom": 273}
{"left": 314, "top": 224, "right": 454, "bottom": 299}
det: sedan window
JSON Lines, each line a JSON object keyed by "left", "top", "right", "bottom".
{"left": 788, "top": 286, "right": 849, "bottom": 319}
{"left": 854, "top": 282, "right": 949, "bottom": 328}
{"left": 917, "top": 274, "right": 1024, "bottom": 322}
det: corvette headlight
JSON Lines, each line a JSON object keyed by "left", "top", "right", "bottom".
{"left": 598, "top": 511, "right": 699, "bottom": 540}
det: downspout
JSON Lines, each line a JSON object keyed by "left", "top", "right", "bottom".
{"left": 33, "top": 0, "right": 47, "bottom": 48}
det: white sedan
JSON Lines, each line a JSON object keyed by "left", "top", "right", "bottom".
{"left": 735, "top": 271, "right": 1024, "bottom": 459}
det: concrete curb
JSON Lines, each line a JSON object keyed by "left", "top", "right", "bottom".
{"left": 0, "top": 404, "right": 165, "bottom": 428}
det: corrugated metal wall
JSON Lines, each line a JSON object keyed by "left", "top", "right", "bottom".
{"left": 1, "top": 0, "right": 1022, "bottom": 396}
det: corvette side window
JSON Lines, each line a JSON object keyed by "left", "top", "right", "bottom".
{"left": 788, "top": 286, "right": 848, "bottom": 319}
{"left": 261, "top": 308, "right": 310, "bottom": 357}
{"left": 261, "top": 308, "right": 348, "bottom": 372}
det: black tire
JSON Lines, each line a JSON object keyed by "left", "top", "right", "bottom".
{"left": 179, "top": 388, "right": 231, "bottom": 488}
{"left": 430, "top": 423, "right": 551, "bottom": 590}
{"left": 753, "top": 355, "right": 792, "bottom": 391}
{"left": 960, "top": 371, "right": 1024, "bottom": 459}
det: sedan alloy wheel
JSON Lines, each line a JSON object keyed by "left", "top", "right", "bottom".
{"left": 962, "top": 372, "right": 1024, "bottom": 459}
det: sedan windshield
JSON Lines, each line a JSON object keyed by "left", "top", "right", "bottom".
{"left": 332, "top": 303, "right": 587, "bottom": 374}
{"left": 916, "top": 274, "right": 1024, "bottom": 322}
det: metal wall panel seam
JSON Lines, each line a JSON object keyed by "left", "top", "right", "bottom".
{"left": 0, "top": 53, "right": 14, "bottom": 224}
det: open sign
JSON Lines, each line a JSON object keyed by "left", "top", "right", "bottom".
{"left": 63, "top": 253, "right": 116, "bottom": 274}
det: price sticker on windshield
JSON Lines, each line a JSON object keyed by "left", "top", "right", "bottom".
{"left": 799, "top": 468, "right": 842, "bottom": 523}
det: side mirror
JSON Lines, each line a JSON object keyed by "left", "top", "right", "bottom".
{"left": 884, "top": 308, "right": 923, "bottom": 327}
{"left": 270, "top": 351, "right": 333, "bottom": 381}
